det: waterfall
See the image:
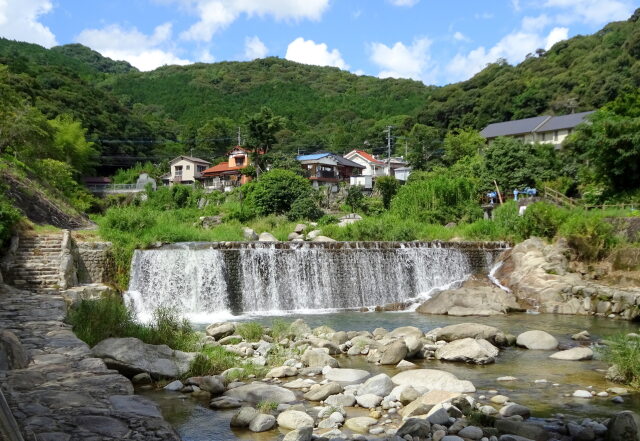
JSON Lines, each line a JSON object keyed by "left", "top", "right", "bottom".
{"left": 126, "top": 241, "right": 508, "bottom": 322}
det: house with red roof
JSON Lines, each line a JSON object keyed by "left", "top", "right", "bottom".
{"left": 344, "top": 150, "right": 386, "bottom": 177}
{"left": 201, "top": 147, "right": 253, "bottom": 191}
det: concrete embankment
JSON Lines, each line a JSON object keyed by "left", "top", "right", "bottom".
{"left": 0, "top": 283, "right": 180, "bottom": 441}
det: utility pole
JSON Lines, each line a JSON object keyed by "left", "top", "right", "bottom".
{"left": 237, "top": 127, "right": 242, "bottom": 146}
{"left": 386, "top": 126, "right": 392, "bottom": 176}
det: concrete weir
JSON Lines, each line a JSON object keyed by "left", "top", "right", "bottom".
{"left": 0, "top": 283, "right": 180, "bottom": 441}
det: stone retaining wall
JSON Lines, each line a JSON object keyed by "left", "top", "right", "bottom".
{"left": 76, "top": 240, "right": 115, "bottom": 284}
{"left": 0, "top": 283, "right": 180, "bottom": 441}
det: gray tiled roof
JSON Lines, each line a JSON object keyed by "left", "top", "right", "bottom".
{"left": 480, "top": 116, "right": 550, "bottom": 138}
{"left": 537, "top": 111, "right": 595, "bottom": 132}
{"left": 335, "top": 155, "right": 365, "bottom": 168}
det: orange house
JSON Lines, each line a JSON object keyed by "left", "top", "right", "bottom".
{"left": 201, "top": 147, "right": 253, "bottom": 191}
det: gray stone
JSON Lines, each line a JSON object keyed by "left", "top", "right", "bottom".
{"left": 431, "top": 323, "right": 503, "bottom": 343}
{"left": 435, "top": 338, "right": 499, "bottom": 364}
{"left": 549, "top": 347, "right": 593, "bottom": 361}
{"left": 0, "top": 330, "right": 30, "bottom": 370}
{"left": 355, "top": 394, "right": 383, "bottom": 408}
{"left": 164, "top": 380, "right": 184, "bottom": 391}
{"left": 303, "top": 382, "right": 343, "bottom": 401}
{"left": 325, "top": 393, "right": 356, "bottom": 407}
{"left": 210, "top": 396, "right": 243, "bottom": 409}
{"left": 277, "top": 410, "right": 314, "bottom": 430}
{"left": 230, "top": 406, "right": 260, "bottom": 427}
{"left": 607, "top": 410, "right": 640, "bottom": 441}
{"left": 282, "top": 426, "right": 313, "bottom": 441}
{"left": 301, "top": 348, "right": 338, "bottom": 368}
{"left": 243, "top": 227, "right": 259, "bottom": 241}
{"left": 200, "top": 375, "right": 225, "bottom": 394}
{"left": 358, "top": 373, "right": 394, "bottom": 397}
{"left": 108, "top": 395, "right": 162, "bottom": 418}
{"left": 427, "top": 407, "right": 451, "bottom": 425}
{"left": 397, "top": 418, "right": 431, "bottom": 439}
{"left": 379, "top": 340, "right": 408, "bottom": 365}
{"left": 442, "top": 436, "right": 465, "bottom": 441}
{"left": 131, "top": 372, "right": 152, "bottom": 385}
{"left": 223, "top": 383, "right": 296, "bottom": 404}
{"left": 294, "top": 224, "right": 306, "bottom": 234}
{"left": 392, "top": 369, "right": 476, "bottom": 393}
{"left": 516, "top": 331, "right": 558, "bottom": 350}
{"left": 323, "top": 367, "right": 370, "bottom": 383}
{"left": 495, "top": 419, "right": 546, "bottom": 441}
{"left": 458, "top": 426, "right": 484, "bottom": 440}
{"left": 344, "top": 417, "right": 378, "bottom": 433}
{"left": 74, "top": 416, "right": 129, "bottom": 437}
{"left": 249, "top": 413, "right": 276, "bottom": 432}
{"left": 206, "top": 322, "right": 236, "bottom": 340}
{"left": 499, "top": 403, "right": 531, "bottom": 418}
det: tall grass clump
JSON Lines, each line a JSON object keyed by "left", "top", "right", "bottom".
{"left": 67, "top": 295, "right": 199, "bottom": 351}
{"left": 600, "top": 334, "right": 640, "bottom": 388}
{"left": 521, "top": 202, "right": 568, "bottom": 239}
{"left": 236, "top": 322, "right": 264, "bottom": 342}
{"left": 559, "top": 211, "right": 617, "bottom": 261}
{"left": 186, "top": 346, "right": 239, "bottom": 377}
{"left": 270, "top": 319, "right": 292, "bottom": 340}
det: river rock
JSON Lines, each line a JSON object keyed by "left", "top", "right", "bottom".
{"left": 496, "top": 419, "right": 549, "bottom": 441}
{"left": 516, "top": 330, "right": 558, "bottom": 350}
{"left": 344, "top": 417, "right": 378, "bottom": 433}
{"left": 572, "top": 390, "right": 593, "bottom": 398}
{"left": 91, "top": 337, "right": 196, "bottom": 378}
{"left": 401, "top": 390, "right": 461, "bottom": 417}
{"left": 499, "top": 403, "right": 531, "bottom": 418}
{"left": 230, "top": 406, "right": 260, "bottom": 427}
{"left": 356, "top": 393, "right": 383, "bottom": 408}
{"left": 0, "top": 330, "right": 30, "bottom": 370}
{"left": 435, "top": 338, "right": 499, "bottom": 364}
{"left": 416, "top": 279, "right": 522, "bottom": 316}
{"left": 392, "top": 369, "right": 476, "bottom": 393}
{"left": 206, "top": 322, "right": 236, "bottom": 340}
{"left": 290, "top": 319, "right": 312, "bottom": 337}
{"left": 210, "top": 396, "right": 243, "bottom": 409}
{"left": 608, "top": 411, "right": 640, "bottom": 441}
{"left": 294, "top": 223, "right": 306, "bottom": 234}
{"left": 164, "top": 380, "right": 183, "bottom": 391}
{"left": 223, "top": 382, "right": 296, "bottom": 404}
{"left": 323, "top": 367, "right": 370, "bottom": 383}
{"left": 431, "top": 323, "right": 505, "bottom": 345}
{"left": 277, "top": 410, "right": 314, "bottom": 430}
{"left": 242, "top": 227, "right": 259, "bottom": 240}
{"left": 549, "top": 346, "right": 593, "bottom": 360}
{"left": 249, "top": 414, "right": 276, "bottom": 432}
{"left": 388, "top": 326, "right": 424, "bottom": 341}
{"left": 282, "top": 426, "right": 313, "bottom": 441}
{"left": 572, "top": 330, "right": 591, "bottom": 341}
{"left": 200, "top": 376, "right": 225, "bottom": 394}
{"left": 397, "top": 418, "right": 431, "bottom": 439}
{"left": 258, "top": 232, "right": 278, "bottom": 242}
{"left": 369, "top": 339, "right": 408, "bottom": 365}
{"left": 358, "top": 373, "right": 394, "bottom": 397}
{"left": 325, "top": 393, "right": 356, "bottom": 407}
{"left": 303, "top": 382, "right": 343, "bottom": 401}
{"left": 458, "top": 426, "right": 484, "bottom": 440}
{"left": 301, "top": 348, "right": 338, "bottom": 368}
{"left": 312, "top": 235, "right": 336, "bottom": 242}
{"left": 266, "top": 366, "right": 297, "bottom": 378}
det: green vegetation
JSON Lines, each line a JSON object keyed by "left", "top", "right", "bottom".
{"left": 270, "top": 319, "right": 293, "bottom": 341}
{"left": 0, "top": 192, "right": 21, "bottom": 246}
{"left": 235, "top": 322, "right": 264, "bottom": 342}
{"left": 256, "top": 401, "right": 279, "bottom": 413}
{"left": 67, "top": 295, "right": 199, "bottom": 351}
{"left": 600, "top": 334, "right": 640, "bottom": 388}
{"left": 187, "top": 346, "right": 239, "bottom": 377}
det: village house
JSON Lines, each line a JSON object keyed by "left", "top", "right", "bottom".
{"left": 201, "top": 147, "right": 253, "bottom": 191}
{"left": 162, "top": 155, "right": 211, "bottom": 186}
{"left": 480, "top": 111, "right": 594, "bottom": 147}
{"left": 296, "top": 152, "right": 365, "bottom": 189}
{"left": 344, "top": 150, "right": 411, "bottom": 188}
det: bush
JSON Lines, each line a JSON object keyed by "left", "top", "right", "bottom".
{"left": 493, "top": 201, "right": 523, "bottom": 240}
{"left": 317, "top": 214, "right": 339, "bottom": 226}
{"left": 101, "top": 206, "right": 157, "bottom": 232}
{"left": 462, "top": 219, "right": 502, "bottom": 240}
{"left": 0, "top": 195, "right": 21, "bottom": 247}
{"left": 558, "top": 212, "right": 617, "bottom": 261}
{"left": 521, "top": 202, "right": 568, "bottom": 240}
{"left": 187, "top": 346, "right": 239, "bottom": 377}
{"left": 375, "top": 176, "right": 400, "bottom": 209}
{"left": 236, "top": 322, "right": 264, "bottom": 342}
{"left": 250, "top": 169, "right": 312, "bottom": 216}
{"left": 287, "top": 195, "right": 323, "bottom": 221}
{"left": 345, "top": 185, "right": 365, "bottom": 211}
{"left": 361, "top": 197, "right": 385, "bottom": 216}
{"left": 599, "top": 334, "right": 640, "bottom": 388}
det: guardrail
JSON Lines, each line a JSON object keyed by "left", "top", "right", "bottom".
{"left": 86, "top": 184, "right": 145, "bottom": 193}
{"left": 542, "top": 186, "right": 578, "bottom": 208}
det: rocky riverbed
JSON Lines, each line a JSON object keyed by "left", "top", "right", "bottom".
{"left": 0, "top": 283, "right": 180, "bottom": 441}
{"left": 91, "top": 315, "right": 640, "bottom": 441}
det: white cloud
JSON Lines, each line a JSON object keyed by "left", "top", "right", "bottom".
{"left": 76, "top": 23, "right": 191, "bottom": 71}
{"left": 0, "top": 0, "right": 56, "bottom": 47}
{"left": 387, "top": 0, "right": 420, "bottom": 6}
{"left": 198, "top": 49, "right": 215, "bottom": 62}
{"left": 370, "top": 37, "right": 436, "bottom": 84}
{"left": 243, "top": 36, "right": 268, "bottom": 60}
{"left": 285, "top": 37, "right": 348, "bottom": 69}
{"left": 446, "top": 23, "right": 568, "bottom": 82}
{"left": 453, "top": 31, "right": 470, "bottom": 42}
{"left": 544, "top": 0, "right": 633, "bottom": 25}
{"left": 176, "top": 0, "right": 330, "bottom": 42}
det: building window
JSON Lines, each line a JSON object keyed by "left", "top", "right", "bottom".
{"left": 554, "top": 131, "right": 558, "bottom": 141}
{"left": 236, "top": 157, "right": 245, "bottom": 166}
{"left": 186, "top": 165, "right": 190, "bottom": 170}
{"left": 174, "top": 166, "right": 183, "bottom": 176}
{"left": 197, "top": 165, "right": 206, "bottom": 173}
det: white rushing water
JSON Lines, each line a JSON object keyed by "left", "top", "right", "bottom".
{"left": 125, "top": 241, "right": 505, "bottom": 323}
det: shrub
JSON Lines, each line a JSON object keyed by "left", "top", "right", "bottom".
{"left": 375, "top": 176, "right": 400, "bottom": 209}
{"left": 493, "top": 201, "right": 523, "bottom": 240}
{"left": 287, "top": 195, "right": 323, "bottom": 221}
{"left": 462, "top": 219, "right": 502, "bottom": 240}
{"left": 345, "top": 185, "right": 365, "bottom": 211}
{"left": 521, "top": 202, "right": 568, "bottom": 240}
{"left": 66, "top": 294, "right": 135, "bottom": 347}
{"left": 187, "top": 346, "right": 239, "bottom": 377}
{"left": 236, "top": 322, "right": 264, "bottom": 342}
{"left": 558, "top": 212, "right": 617, "bottom": 261}
{"left": 317, "top": 214, "right": 339, "bottom": 226}
{"left": 361, "top": 197, "right": 385, "bottom": 216}
{"left": 101, "top": 206, "right": 156, "bottom": 232}
{"left": 599, "top": 334, "right": 640, "bottom": 388}
{"left": 0, "top": 195, "right": 21, "bottom": 247}
{"left": 250, "top": 169, "right": 312, "bottom": 216}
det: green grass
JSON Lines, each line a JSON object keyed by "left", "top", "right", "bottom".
{"left": 599, "top": 334, "right": 640, "bottom": 389}
{"left": 270, "top": 319, "right": 292, "bottom": 341}
{"left": 66, "top": 295, "right": 200, "bottom": 351}
{"left": 257, "top": 401, "right": 279, "bottom": 413}
{"left": 236, "top": 322, "right": 264, "bottom": 342}
{"left": 186, "top": 346, "right": 240, "bottom": 377}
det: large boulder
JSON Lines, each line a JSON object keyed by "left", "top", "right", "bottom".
{"left": 435, "top": 338, "right": 499, "bottom": 364}
{"left": 277, "top": 410, "right": 314, "bottom": 430}
{"left": 223, "top": 382, "right": 296, "bottom": 404}
{"left": 230, "top": 406, "right": 260, "bottom": 427}
{"left": 258, "top": 232, "right": 278, "bottom": 242}
{"left": 607, "top": 411, "right": 640, "bottom": 441}
{"left": 417, "top": 279, "right": 522, "bottom": 316}
{"left": 392, "top": 369, "right": 475, "bottom": 393}
{"left": 549, "top": 347, "right": 593, "bottom": 361}
{"left": 0, "top": 330, "right": 30, "bottom": 370}
{"left": 303, "top": 382, "right": 343, "bottom": 401}
{"left": 396, "top": 419, "right": 431, "bottom": 439}
{"left": 249, "top": 414, "right": 276, "bottom": 432}
{"left": 401, "top": 390, "right": 461, "bottom": 418}
{"left": 323, "top": 367, "right": 369, "bottom": 383}
{"left": 516, "top": 330, "right": 558, "bottom": 350}
{"left": 368, "top": 340, "right": 408, "bottom": 365}
{"left": 344, "top": 417, "right": 377, "bottom": 433}
{"left": 206, "top": 322, "right": 236, "bottom": 340}
{"left": 91, "top": 337, "right": 196, "bottom": 378}
{"left": 301, "top": 348, "right": 338, "bottom": 368}
{"left": 431, "top": 323, "right": 505, "bottom": 345}
{"left": 358, "top": 373, "right": 394, "bottom": 397}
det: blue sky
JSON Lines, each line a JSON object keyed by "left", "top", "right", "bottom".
{"left": 1, "top": 0, "right": 637, "bottom": 85}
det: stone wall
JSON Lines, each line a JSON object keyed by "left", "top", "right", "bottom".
{"left": 75, "top": 240, "right": 115, "bottom": 284}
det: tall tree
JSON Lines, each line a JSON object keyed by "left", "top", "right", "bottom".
{"left": 443, "top": 128, "right": 486, "bottom": 166}
{"left": 196, "top": 117, "right": 235, "bottom": 159}
{"left": 407, "top": 124, "right": 443, "bottom": 171}
{"left": 246, "top": 107, "right": 284, "bottom": 176}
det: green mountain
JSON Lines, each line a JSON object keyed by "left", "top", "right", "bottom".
{"left": 0, "top": 9, "right": 638, "bottom": 163}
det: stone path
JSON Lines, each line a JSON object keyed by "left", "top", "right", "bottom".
{"left": 5, "top": 233, "right": 64, "bottom": 292}
{"left": 0, "top": 283, "right": 181, "bottom": 441}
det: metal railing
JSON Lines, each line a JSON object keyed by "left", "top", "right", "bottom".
{"left": 86, "top": 184, "right": 145, "bottom": 193}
